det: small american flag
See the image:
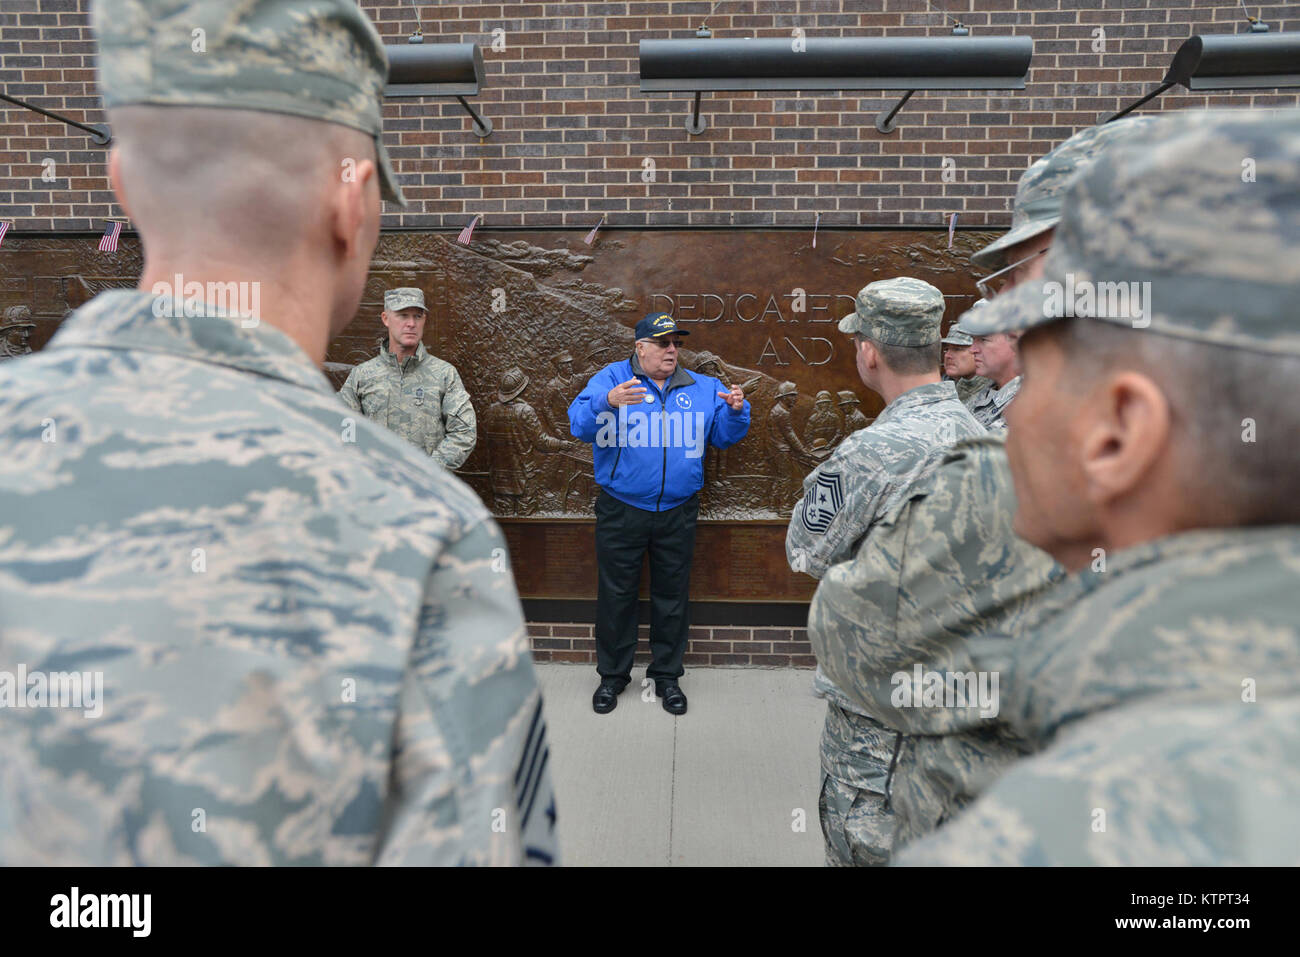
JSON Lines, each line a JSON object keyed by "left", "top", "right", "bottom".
{"left": 456, "top": 214, "right": 481, "bottom": 245}
{"left": 0, "top": 221, "right": 10, "bottom": 247}
{"left": 98, "top": 220, "right": 123, "bottom": 252}
{"left": 583, "top": 215, "right": 605, "bottom": 246}
{"left": 947, "top": 213, "right": 957, "bottom": 250}
{"left": 812, "top": 212, "right": 821, "bottom": 249}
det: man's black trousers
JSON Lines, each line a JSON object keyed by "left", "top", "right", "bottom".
{"left": 594, "top": 489, "right": 699, "bottom": 685}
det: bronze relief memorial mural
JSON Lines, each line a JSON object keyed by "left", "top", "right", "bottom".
{"left": 0, "top": 228, "right": 993, "bottom": 601}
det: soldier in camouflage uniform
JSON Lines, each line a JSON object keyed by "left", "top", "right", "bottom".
{"left": 0, "top": 0, "right": 557, "bottom": 866}
{"left": 899, "top": 108, "right": 1300, "bottom": 865}
{"left": 964, "top": 333, "right": 1021, "bottom": 431}
{"left": 808, "top": 435, "right": 1064, "bottom": 852}
{"left": 785, "top": 277, "right": 983, "bottom": 866}
{"left": 339, "top": 287, "right": 477, "bottom": 470}
{"left": 963, "top": 117, "right": 1158, "bottom": 432}
{"left": 941, "top": 315, "right": 992, "bottom": 405}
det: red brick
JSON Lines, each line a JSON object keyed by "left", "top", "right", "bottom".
{"left": 6, "top": 5, "right": 1297, "bottom": 239}
{"left": 551, "top": 624, "right": 592, "bottom": 638}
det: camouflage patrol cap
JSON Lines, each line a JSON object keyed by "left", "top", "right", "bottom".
{"left": 384, "top": 287, "right": 426, "bottom": 313}
{"left": 971, "top": 117, "right": 1157, "bottom": 270}
{"left": 964, "top": 109, "right": 1300, "bottom": 358}
{"left": 836, "top": 390, "right": 858, "bottom": 406}
{"left": 838, "top": 277, "right": 945, "bottom": 346}
{"left": 93, "top": 0, "right": 406, "bottom": 207}
{"left": 941, "top": 298, "right": 986, "bottom": 345}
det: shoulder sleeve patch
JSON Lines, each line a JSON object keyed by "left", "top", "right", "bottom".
{"left": 798, "top": 470, "right": 844, "bottom": 534}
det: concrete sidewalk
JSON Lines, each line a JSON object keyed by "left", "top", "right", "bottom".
{"left": 535, "top": 663, "right": 827, "bottom": 867}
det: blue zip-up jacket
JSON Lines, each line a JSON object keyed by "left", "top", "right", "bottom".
{"left": 568, "top": 354, "right": 751, "bottom": 512}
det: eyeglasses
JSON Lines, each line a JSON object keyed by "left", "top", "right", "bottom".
{"left": 646, "top": 338, "right": 686, "bottom": 349}
{"left": 975, "top": 246, "right": 1049, "bottom": 300}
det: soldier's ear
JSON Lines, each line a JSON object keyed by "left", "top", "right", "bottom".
{"left": 330, "top": 155, "right": 377, "bottom": 261}
{"left": 1080, "top": 370, "right": 1171, "bottom": 508}
{"left": 857, "top": 338, "right": 877, "bottom": 369}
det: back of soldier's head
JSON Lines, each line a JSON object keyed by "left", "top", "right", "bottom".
{"left": 96, "top": 0, "right": 403, "bottom": 262}
{"left": 966, "top": 108, "right": 1300, "bottom": 539}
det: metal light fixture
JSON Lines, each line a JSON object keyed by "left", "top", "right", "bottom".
{"left": 1108, "top": 31, "right": 1300, "bottom": 121}
{"left": 0, "top": 91, "right": 111, "bottom": 145}
{"left": 639, "top": 35, "right": 1033, "bottom": 135}
{"left": 383, "top": 40, "right": 492, "bottom": 137}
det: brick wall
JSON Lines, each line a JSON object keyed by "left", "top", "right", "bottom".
{"left": 529, "top": 623, "right": 817, "bottom": 667}
{"left": 2, "top": 1, "right": 1298, "bottom": 232}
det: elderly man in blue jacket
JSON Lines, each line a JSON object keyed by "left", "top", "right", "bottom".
{"left": 569, "top": 312, "right": 751, "bottom": 715}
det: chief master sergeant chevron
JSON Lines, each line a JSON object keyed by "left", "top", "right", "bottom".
{"left": 569, "top": 311, "right": 750, "bottom": 717}
{"left": 0, "top": 0, "right": 557, "bottom": 866}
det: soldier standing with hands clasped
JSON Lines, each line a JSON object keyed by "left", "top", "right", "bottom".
{"left": 339, "top": 286, "right": 477, "bottom": 470}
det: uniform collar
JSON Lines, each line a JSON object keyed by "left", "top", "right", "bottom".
{"left": 630, "top": 351, "right": 695, "bottom": 392}
{"left": 383, "top": 339, "right": 428, "bottom": 370}
{"left": 1012, "top": 524, "right": 1300, "bottom": 734}
{"left": 875, "top": 380, "right": 957, "bottom": 424}
{"left": 991, "top": 375, "right": 1022, "bottom": 409}
{"left": 46, "top": 290, "right": 335, "bottom": 396}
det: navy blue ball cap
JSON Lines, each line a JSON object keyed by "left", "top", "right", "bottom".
{"left": 634, "top": 311, "right": 690, "bottom": 340}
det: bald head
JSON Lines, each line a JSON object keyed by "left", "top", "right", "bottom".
{"left": 112, "top": 106, "right": 375, "bottom": 257}
{"left": 108, "top": 105, "right": 383, "bottom": 357}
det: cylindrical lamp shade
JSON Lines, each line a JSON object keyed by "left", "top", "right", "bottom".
{"left": 1164, "top": 33, "right": 1300, "bottom": 90}
{"left": 384, "top": 42, "right": 485, "bottom": 96}
{"left": 639, "top": 36, "right": 1033, "bottom": 92}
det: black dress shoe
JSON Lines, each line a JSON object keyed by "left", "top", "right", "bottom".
{"left": 655, "top": 679, "right": 687, "bottom": 715}
{"left": 592, "top": 679, "right": 624, "bottom": 714}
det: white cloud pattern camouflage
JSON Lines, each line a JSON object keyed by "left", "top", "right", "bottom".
{"left": 897, "top": 527, "right": 1300, "bottom": 866}
{"left": 808, "top": 436, "right": 1065, "bottom": 853}
{"left": 0, "top": 291, "right": 557, "bottom": 865}
{"left": 789, "top": 378, "right": 983, "bottom": 864}
{"left": 787, "top": 381, "right": 984, "bottom": 579}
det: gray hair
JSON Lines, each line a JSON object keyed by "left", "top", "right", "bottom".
{"left": 1041, "top": 318, "right": 1300, "bottom": 525}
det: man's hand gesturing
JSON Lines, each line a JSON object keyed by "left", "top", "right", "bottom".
{"left": 607, "top": 377, "right": 648, "bottom": 407}
{"left": 718, "top": 385, "right": 745, "bottom": 410}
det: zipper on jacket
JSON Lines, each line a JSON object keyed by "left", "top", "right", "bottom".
{"left": 654, "top": 389, "right": 669, "bottom": 511}
{"left": 608, "top": 447, "right": 623, "bottom": 484}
